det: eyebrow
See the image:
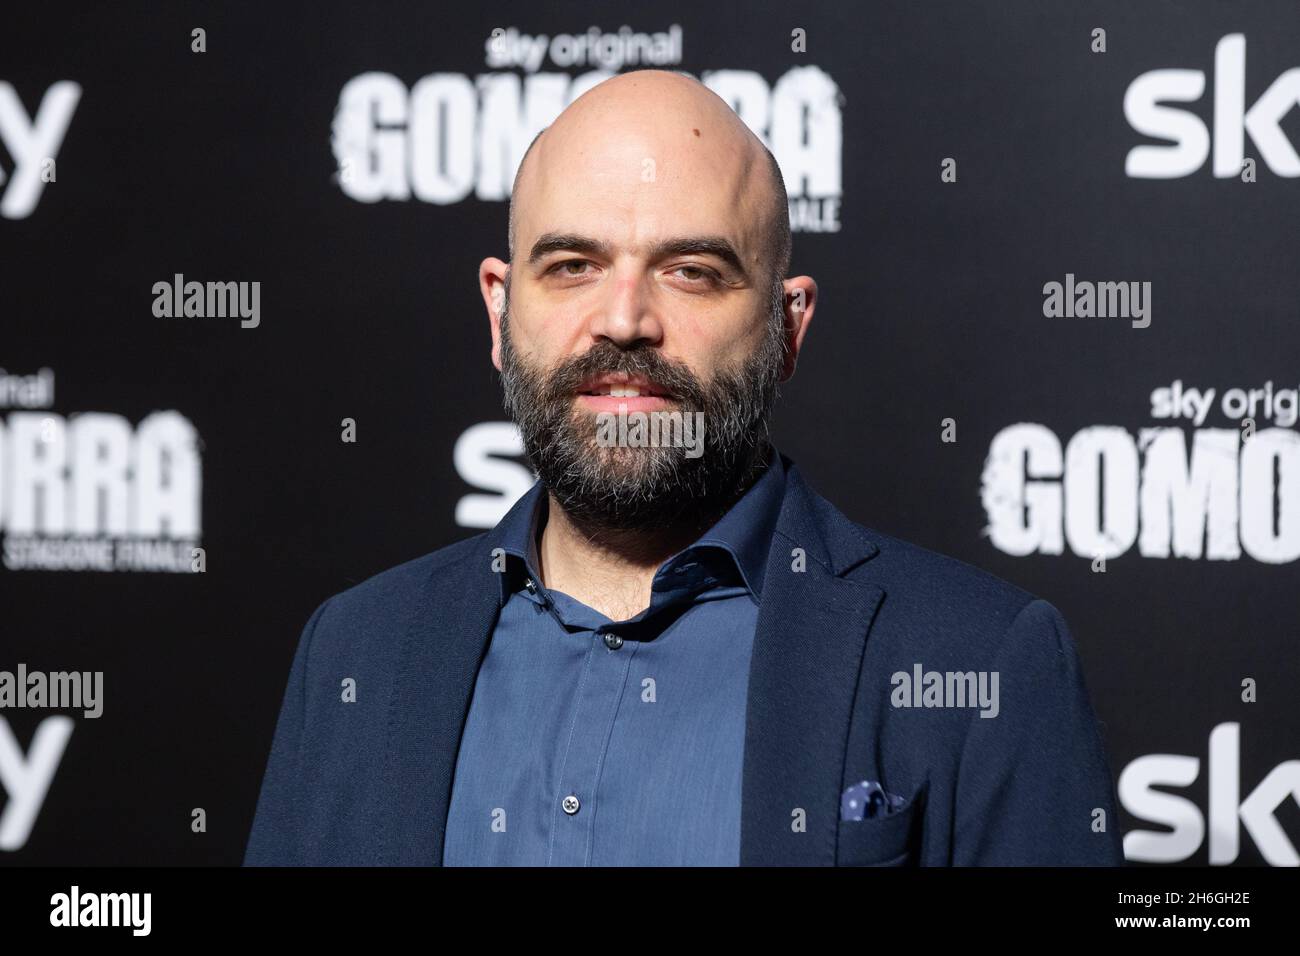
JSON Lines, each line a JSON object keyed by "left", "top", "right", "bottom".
{"left": 527, "top": 233, "right": 749, "bottom": 277}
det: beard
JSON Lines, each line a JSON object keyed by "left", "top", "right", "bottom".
{"left": 498, "top": 281, "right": 788, "bottom": 533}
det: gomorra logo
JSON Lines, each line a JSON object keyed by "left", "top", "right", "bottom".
{"left": 331, "top": 64, "right": 844, "bottom": 233}
{"left": 0, "top": 411, "right": 202, "bottom": 573}
{"left": 981, "top": 424, "right": 1299, "bottom": 563}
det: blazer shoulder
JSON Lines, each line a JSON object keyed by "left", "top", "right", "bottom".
{"left": 820, "top": 500, "right": 1044, "bottom": 638}
{"left": 841, "top": 517, "right": 1080, "bottom": 675}
{"left": 794, "top": 471, "right": 1038, "bottom": 617}
{"left": 868, "top": 524, "right": 1035, "bottom": 604}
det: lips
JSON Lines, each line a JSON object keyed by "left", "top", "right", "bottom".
{"left": 572, "top": 372, "right": 677, "bottom": 414}
{"left": 575, "top": 372, "right": 674, "bottom": 400}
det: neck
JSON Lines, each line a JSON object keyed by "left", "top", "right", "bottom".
{"left": 535, "top": 449, "right": 771, "bottom": 621}
{"left": 536, "top": 496, "right": 705, "bottom": 621}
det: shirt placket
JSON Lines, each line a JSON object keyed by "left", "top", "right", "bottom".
{"left": 546, "top": 623, "right": 638, "bottom": 866}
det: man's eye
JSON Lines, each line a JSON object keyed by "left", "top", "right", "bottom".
{"left": 554, "top": 260, "right": 591, "bottom": 276}
{"left": 673, "top": 265, "right": 717, "bottom": 283}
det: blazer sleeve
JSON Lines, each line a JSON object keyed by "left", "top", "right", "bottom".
{"left": 242, "top": 597, "right": 331, "bottom": 866}
{"left": 951, "top": 598, "right": 1125, "bottom": 865}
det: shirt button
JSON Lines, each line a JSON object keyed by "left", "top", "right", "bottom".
{"left": 603, "top": 632, "right": 624, "bottom": 650}
{"left": 562, "top": 794, "right": 580, "bottom": 814}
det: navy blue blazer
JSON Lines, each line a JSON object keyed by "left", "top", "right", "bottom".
{"left": 244, "top": 455, "right": 1125, "bottom": 866}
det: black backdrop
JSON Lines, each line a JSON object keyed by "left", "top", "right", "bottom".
{"left": 2, "top": 0, "right": 1297, "bottom": 866}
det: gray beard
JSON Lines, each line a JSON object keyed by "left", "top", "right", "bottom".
{"left": 498, "top": 283, "right": 787, "bottom": 533}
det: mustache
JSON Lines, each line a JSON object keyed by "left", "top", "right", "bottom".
{"left": 541, "top": 341, "right": 708, "bottom": 408}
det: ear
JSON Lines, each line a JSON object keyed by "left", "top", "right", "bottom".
{"left": 480, "top": 257, "right": 509, "bottom": 371}
{"left": 779, "top": 276, "right": 816, "bottom": 382}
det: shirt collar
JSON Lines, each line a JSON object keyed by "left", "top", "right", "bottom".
{"left": 492, "top": 481, "right": 547, "bottom": 604}
{"left": 660, "top": 449, "right": 785, "bottom": 598}
{"left": 493, "top": 447, "right": 787, "bottom": 604}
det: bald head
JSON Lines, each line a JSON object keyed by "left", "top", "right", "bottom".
{"left": 506, "top": 70, "right": 791, "bottom": 285}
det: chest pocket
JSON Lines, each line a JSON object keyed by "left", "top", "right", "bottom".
{"left": 835, "top": 781, "right": 925, "bottom": 866}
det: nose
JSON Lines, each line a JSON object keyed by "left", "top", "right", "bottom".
{"left": 586, "top": 266, "right": 664, "bottom": 349}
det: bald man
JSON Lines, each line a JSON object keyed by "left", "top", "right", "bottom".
{"left": 245, "top": 70, "right": 1124, "bottom": 867}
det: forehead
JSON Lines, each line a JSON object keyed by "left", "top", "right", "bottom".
{"left": 515, "top": 119, "right": 770, "bottom": 266}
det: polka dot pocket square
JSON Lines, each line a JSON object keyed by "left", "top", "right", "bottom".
{"left": 840, "top": 779, "right": 907, "bottom": 821}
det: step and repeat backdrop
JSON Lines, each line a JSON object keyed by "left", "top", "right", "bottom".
{"left": 1, "top": 1, "right": 1297, "bottom": 866}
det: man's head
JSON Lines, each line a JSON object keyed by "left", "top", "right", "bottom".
{"left": 507, "top": 125, "right": 793, "bottom": 289}
{"left": 480, "top": 69, "right": 817, "bottom": 533}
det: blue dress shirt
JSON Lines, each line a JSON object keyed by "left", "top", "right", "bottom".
{"left": 442, "top": 452, "right": 787, "bottom": 866}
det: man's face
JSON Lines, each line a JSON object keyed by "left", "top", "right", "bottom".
{"left": 497, "top": 271, "right": 785, "bottom": 532}
{"left": 485, "top": 94, "right": 807, "bottom": 531}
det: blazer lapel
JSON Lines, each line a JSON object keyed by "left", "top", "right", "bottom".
{"left": 740, "top": 463, "right": 886, "bottom": 865}
{"left": 377, "top": 489, "right": 539, "bottom": 865}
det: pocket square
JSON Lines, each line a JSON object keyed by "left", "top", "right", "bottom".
{"left": 840, "top": 779, "right": 907, "bottom": 821}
